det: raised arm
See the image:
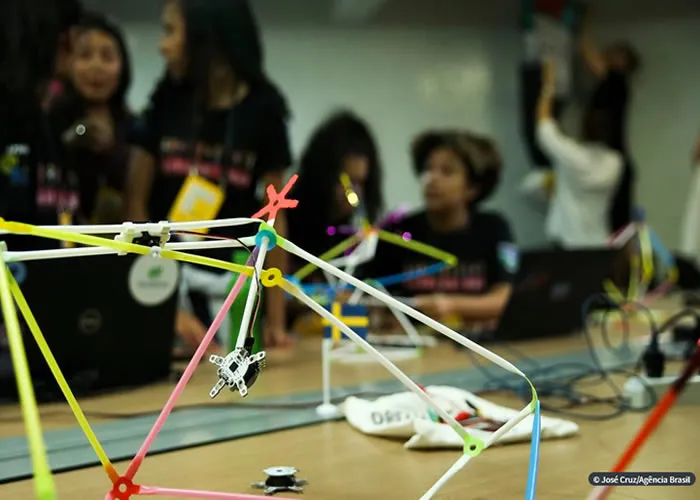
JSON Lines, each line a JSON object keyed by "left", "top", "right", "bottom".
{"left": 536, "top": 60, "right": 591, "bottom": 173}
{"left": 578, "top": 10, "right": 607, "bottom": 79}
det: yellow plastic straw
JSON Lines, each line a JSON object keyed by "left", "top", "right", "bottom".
{"left": 377, "top": 229, "right": 457, "bottom": 266}
{"left": 0, "top": 254, "right": 56, "bottom": 500}
{"left": 293, "top": 232, "right": 362, "bottom": 281}
{"left": 0, "top": 220, "right": 254, "bottom": 278}
{"left": 638, "top": 226, "right": 655, "bottom": 290}
{"left": 9, "top": 274, "right": 120, "bottom": 483}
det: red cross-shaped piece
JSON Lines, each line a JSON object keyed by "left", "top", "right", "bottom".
{"left": 252, "top": 174, "right": 299, "bottom": 221}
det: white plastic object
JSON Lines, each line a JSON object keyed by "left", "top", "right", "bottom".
{"left": 623, "top": 374, "right": 700, "bottom": 410}
{"left": 315, "top": 403, "right": 339, "bottom": 419}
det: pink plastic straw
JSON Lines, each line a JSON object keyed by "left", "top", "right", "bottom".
{"left": 139, "top": 485, "right": 292, "bottom": 499}
{"left": 125, "top": 250, "right": 258, "bottom": 480}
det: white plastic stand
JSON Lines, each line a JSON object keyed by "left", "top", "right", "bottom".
{"left": 316, "top": 338, "right": 339, "bottom": 418}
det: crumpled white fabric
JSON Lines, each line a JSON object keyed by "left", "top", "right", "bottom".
{"left": 342, "top": 385, "right": 579, "bottom": 449}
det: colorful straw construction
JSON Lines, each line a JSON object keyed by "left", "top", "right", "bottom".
{"left": 0, "top": 175, "right": 541, "bottom": 500}
{"left": 606, "top": 221, "right": 677, "bottom": 305}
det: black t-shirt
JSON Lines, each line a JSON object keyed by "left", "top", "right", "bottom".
{"left": 0, "top": 117, "right": 79, "bottom": 251}
{"left": 358, "top": 211, "right": 518, "bottom": 297}
{"left": 48, "top": 107, "right": 133, "bottom": 222}
{"left": 588, "top": 69, "right": 629, "bottom": 154}
{"left": 286, "top": 210, "right": 354, "bottom": 278}
{"left": 131, "top": 80, "right": 292, "bottom": 260}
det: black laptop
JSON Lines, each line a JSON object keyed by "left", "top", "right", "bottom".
{"left": 481, "top": 248, "right": 618, "bottom": 341}
{"left": 0, "top": 254, "right": 179, "bottom": 401}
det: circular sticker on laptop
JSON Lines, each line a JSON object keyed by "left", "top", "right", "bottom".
{"left": 128, "top": 256, "right": 179, "bottom": 306}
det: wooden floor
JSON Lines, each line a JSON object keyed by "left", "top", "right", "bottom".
{"left": 0, "top": 323, "right": 697, "bottom": 499}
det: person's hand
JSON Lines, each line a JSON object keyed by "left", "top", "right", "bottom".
{"left": 263, "top": 325, "right": 295, "bottom": 349}
{"left": 414, "top": 294, "right": 454, "bottom": 319}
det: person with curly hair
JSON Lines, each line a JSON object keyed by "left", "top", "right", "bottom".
{"left": 360, "top": 130, "right": 517, "bottom": 322}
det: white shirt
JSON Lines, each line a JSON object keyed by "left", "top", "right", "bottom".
{"left": 536, "top": 119, "right": 623, "bottom": 248}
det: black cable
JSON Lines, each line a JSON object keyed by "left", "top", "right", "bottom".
{"left": 175, "top": 230, "right": 263, "bottom": 340}
{"left": 461, "top": 293, "right": 668, "bottom": 420}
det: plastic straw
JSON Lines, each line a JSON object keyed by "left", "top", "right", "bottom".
{"left": 587, "top": 341, "right": 700, "bottom": 500}
{"left": 9, "top": 274, "right": 120, "bottom": 483}
{"left": 282, "top": 279, "right": 469, "bottom": 438}
{"left": 0, "top": 255, "right": 56, "bottom": 500}
{"left": 276, "top": 241, "right": 539, "bottom": 498}
{"left": 124, "top": 249, "right": 258, "bottom": 480}
{"left": 138, "top": 485, "right": 291, "bottom": 499}
{"left": 0, "top": 217, "right": 260, "bottom": 235}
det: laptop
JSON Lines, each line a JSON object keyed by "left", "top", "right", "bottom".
{"left": 0, "top": 254, "right": 179, "bottom": 401}
{"left": 481, "top": 248, "right": 618, "bottom": 341}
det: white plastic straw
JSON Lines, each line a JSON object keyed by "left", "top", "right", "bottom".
{"left": 2, "top": 237, "right": 257, "bottom": 262}
{"left": 287, "top": 281, "right": 469, "bottom": 439}
{"left": 234, "top": 218, "right": 275, "bottom": 350}
{"left": 0, "top": 218, "right": 261, "bottom": 235}
{"left": 281, "top": 239, "right": 527, "bottom": 378}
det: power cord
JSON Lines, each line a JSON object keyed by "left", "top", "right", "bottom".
{"left": 462, "top": 294, "right": 668, "bottom": 420}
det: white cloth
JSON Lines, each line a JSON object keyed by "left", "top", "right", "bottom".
{"left": 537, "top": 119, "right": 622, "bottom": 248}
{"left": 680, "top": 166, "right": 700, "bottom": 262}
{"left": 342, "top": 385, "right": 579, "bottom": 450}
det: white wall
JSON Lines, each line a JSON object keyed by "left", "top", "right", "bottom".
{"left": 97, "top": 0, "right": 700, "bottom": 249}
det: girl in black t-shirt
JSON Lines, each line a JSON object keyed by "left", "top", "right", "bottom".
{"left": 361, "top": 131, "right": 517, "bottom": 323}
{"left": 125, "top": 0, "right": 293, "bottom": 349}
{"left": 50, "top": 13, "right": 133, "bottom": 225}
{"left": 579, "top": 14, "right": 641, "bottom": 232}
{"left": 0, "top": 0, "right": 83, "bottom": 251}
{"left": 288, "top": 110, "right": 384, "bottom": 275}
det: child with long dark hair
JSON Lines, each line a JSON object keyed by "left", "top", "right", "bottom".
{"left": 288, "top": 110, "right": 383, "bottom": 269}
{"left": 125, "top": 0, "right": 293, "bottom": 349}
{"left": 50, "top": 12, "right": 133, "bottom": 223}
{"left": 0, "top": 0, "right": 83, "bottom": 250}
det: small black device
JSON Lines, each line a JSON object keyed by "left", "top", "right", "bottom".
{"left": 477, "top": 248, "right": 618, "bottom": 341}
{"left": 0, "top": 254, "right": 179, "bottom": 401}
{"left": 252, "top": 466, "right": 307, "bottom": 495}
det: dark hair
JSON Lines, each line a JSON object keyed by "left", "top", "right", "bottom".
{"left": 0, "top": 0, "right": 82, "bottom": 146}
{"left": 582, "top": 108, "right": 615, "bottom": 147}
{"left": 609, "top": 41, "right": 641, "bottom": 75}
{"left": 167, "top": 0, "right": 288, "bottom": 118}
{"left": 412, "top": 130, "right": 502, "bottom": 204}
{"left": 294, "top": 110, "right": 383, "bottom": 223}
{"left": 51, "top": 12, "right": 132, "bottom": 120}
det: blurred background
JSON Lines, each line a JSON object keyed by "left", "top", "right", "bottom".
{"left": 84, "top": 0, "right": 700, "bottom": 247}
